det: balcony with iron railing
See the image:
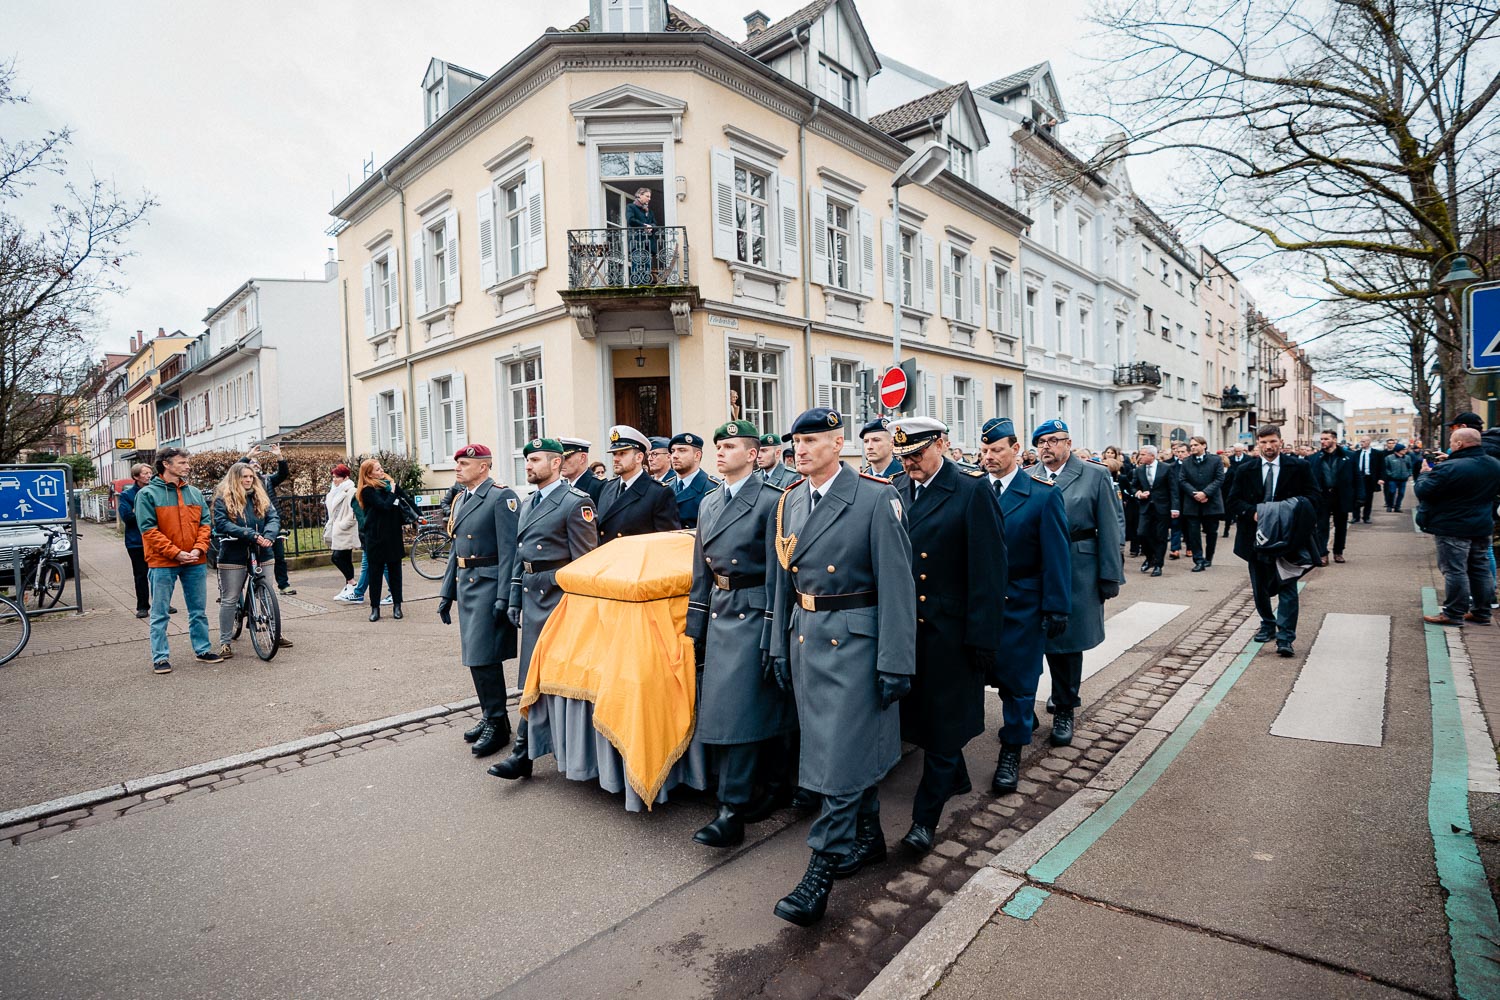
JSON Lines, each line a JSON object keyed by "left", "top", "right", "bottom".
{"left": 1113, "top": 362, "right": 1163, "bottom": 388}
{"left": 1262, "top": 406, "right": 1287, "bottom": 423}
{"left": 560, "top": 227, "right": 698, "bottom": 339}
{"left": 1221, "top": 388, "right": 1251, "bottom": 410}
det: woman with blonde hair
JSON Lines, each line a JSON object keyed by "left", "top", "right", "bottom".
{"left": 355, "top": 457, "right": 409, "bottom": 621}
{"left": 212, "top": 462, "right": 284, "bottom": 658}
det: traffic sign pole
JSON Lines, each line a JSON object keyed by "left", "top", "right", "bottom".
{"left": 0, "top": 463, "right": 84, "bottom": 615}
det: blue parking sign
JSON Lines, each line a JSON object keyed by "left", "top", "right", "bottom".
{"left": 1467, "top": 281, "right": 1500, "bottom": 371}
{"left": 0, "top": 465, "right": 73, "bottom": 525}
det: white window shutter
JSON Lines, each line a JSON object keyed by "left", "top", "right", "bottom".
{"left": 410, "top": 231, "right": 428, "bottom": 318}
{"left": 924, "top": 372, "right": 937, "bottom": 418}
{"left": 710, "top": 149, "right": 736, "bottom": 262}
{"left": 451, "top": 371, "right": 467, "bottom": 442}
{"left": 881, "top": 217, "right": 897, "bottom": 305}
{"left": 476, "top": 187, "right": 497, "bottom": 288}
{"left": 857, "top": 207, "right": 877, "bottom": 298}
{"left": 362, "top": 263, "right": 375, "bottom": 337}
{"left": 969, "top": 382, "right": 981, "bottom": 446}
{"left": 416, "top": 380, "right": 433, "bottom": 466}
{"left": 808, "top": 187, "right": 829, "bottom": 287}
{"left": 986, "top": 263, "right": 1000, "bottom": 331}
{"left": 920, "top": 234, "right": 936, "bottom": 314}
{"left": 444, "top": 210, "right": 461, "bottom": 303}
{"left": 813, "top": 355, "right": 832, "bottom": 408}
{"left": 967, "top": 255, "right": 981, "bottom": 326}
{"left": 524, "top": 161, "right": 547, "bottom": 271}
{"left": 391, "top": 386, "right": 406, "bottom": 455}
{"left": 939, "top": 241, "right": 954, "bottom": 320}
{"left": 943, "top": 374, "right": 956, "bottom": 427}
{"left": 778, "top": 172, "right": 799, "bottom": 278}
{"left": 368, "top": 394, "right": 381, "bottom": 451}
{"left": 386, "top": 249, "right": 402, "bottom": 331}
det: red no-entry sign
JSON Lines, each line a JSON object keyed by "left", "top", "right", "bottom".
{"left": 879, "top": 366, "right": 908, "bottom": 410}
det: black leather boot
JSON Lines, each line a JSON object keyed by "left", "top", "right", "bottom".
{"left": 471, "top": 716, "right": 512, "bottom": 757}
{"left": 693, "top": 804, "right": 746, "bottom": 848}
{"left": 463, "top": 721, "right": 485, "bottom": 743}
{"left": 738, "top": 791, "right": 780, "bottom": 824}
{"left": 833, "top": 811, "right": 886, "bottom": 878}
{"left": 900, "top": 822, "right": 936, "bottom": 855}
{"left": 992, "top": 745, "right": 1022, "bottom": 794}
{"left": 368, "top": 608, "right": 380, "bottom": 622}
{"left": 392, "top": 604, "right": 403, "bottom": 620}
{"left": 487, "top": 720, "right": 532, "bottom": 779}
{"left": 1050, "top": 711, "right": 1075, "bottom": 747}
{"left": 789, "top": 787, "right": 819, "bottom": 810}
{"left": 774, "top": 851, "right": 838, "bottom": 926}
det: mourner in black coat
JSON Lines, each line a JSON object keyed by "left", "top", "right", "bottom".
{"left": 597, "top": 425, "right": 682, "bottom": 540}
{"left": 1306, "top": 431, "right": 1359, "bottom": 562}
{"left": 1174, "top": 436, "right": 1227, "bottom": 570}
{"left": 888, "top": 417, "right": 1008, "bottom": 856}
{"left": 1131, "top": 448, "right": 1176, "bottom": 574}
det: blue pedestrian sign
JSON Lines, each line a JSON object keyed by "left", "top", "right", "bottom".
{"left": 0, "top": 465, "right": 73, "bottom": 525}
{"left": 1466, "top": 280, "right": 1500, "bottom": 372}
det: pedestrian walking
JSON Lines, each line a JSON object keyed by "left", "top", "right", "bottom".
{"left": 980, "top": 418, "right": 1070, "bottom": 791}
{"left": 1227, "top": 425, "right": 1318, "bottom": 657}
{"left": 1382, "top": 443, "right": 1413, "bottom": 512}
{"left": 1355, "top": 439, "right": 1382, "bottom": 523}
{"left": 595, "top": 425, "right": 681, "bottom": 540}
{"left": 355, "top": 458, "right": 409, "bottom": 621}
{"left": 1131, "top": 446, "right": 1174, "bottom": 576}
{"left": 324, "top": 464, "right": 359, "bottom": 601}
{"left": 1307, "top": 430, "right": 1358, "bottom": 564}
{"left": 133, "top": 447, "right": 221, "bottom": 674}
{"left": 242, "top": 444, "right": 296, "bottom": 595}
{"left": 1416, "top": 427, "right": 1500, "bottom": 626}
{"left": 763, "top": 407, "right": 915, "bottom": 926}
{"left": 211, "top": 463, "right": 283, "bottom": 659}
{"left": 118, "top": 463, "right": 158, "bottom": 618}
{"left": 1165, "top": 442, "right": 1189, "bottom": 559}
{"left": 685, "top": 420, "right": 794, "bottom": 848}
{"left": 1175, "top": 435, "right": 1226, "bottom": 571}
{"left": 888, "top": 417, "right": 1006, "bottom": 855}
{"left": 436, "top": 444, "right": 521, "bottom": 758}
{"left": 489, "top": 438, "right": 598, "bottom": 780}
{"left": 1033, "top": 420, "right": 1124, "bottom": 746}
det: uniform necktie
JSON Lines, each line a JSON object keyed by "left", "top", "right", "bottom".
{"left": 1047, "top": 470, "right": 1057, "bottom": 482}
{"left": 1263, "top": 461, "right": 1277, "bottom": 501}
{"left": 531, "top": 492, "right": 542, "bottom": 510}
{"left": 809, "top": 488, "right": 821, "bottom": 510}
{"left": 992, "top": 479, "right": 1004, "bottom": 498}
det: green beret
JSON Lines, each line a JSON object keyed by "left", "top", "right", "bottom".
{"left": 714, "top": 419, "right": 761, "bottom": 443}
{"left": 523, "top": 437, "right": 564, "bottom": 456}
{"left": 759, "top": 433, "right": 781, "bottom": 447}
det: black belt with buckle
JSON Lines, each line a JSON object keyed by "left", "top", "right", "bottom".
{"left": 457, "top": 555, "right": 499, "bottom": 568}
{"left": 712, "top": 571, "right": 762, "bottom": 591}
{"left": 1070, "top": 527, "right": 1097, "bottom": 542}
{"left": 794, "top": 589, "right": 877, "bottom": 612}
{"left": 523, "top": 558, "right": 567, "bottom": 574}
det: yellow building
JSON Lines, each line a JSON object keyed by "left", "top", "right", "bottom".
{"left": 1348, "top": 407, "right": 1417, "bottom": 444}
{"left": 122, "top": 329, "right": 194, "bottom": 467}
{"left": 331, "top": 0, "right": 1029, "bottom": 484}
{"left": 1198, "top": 248, "right": 1249, "bottom": 451}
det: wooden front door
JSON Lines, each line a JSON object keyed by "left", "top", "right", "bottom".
{"left": 614, "top": 377, "right": 672, "bottom": 438}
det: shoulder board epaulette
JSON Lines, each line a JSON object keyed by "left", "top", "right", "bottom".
{"left": 859, "top": 472, "right": 892, "bottom": 483}
{"left": 787, "top": 477, "right": 807, "bottom": 490}
{"left": 761, "top": 479, "right": 786, "bottom": 493}
{"left": 568, "top": 486, "right": 590, "bottom": 499}
{"left": 964, "top": 468, "right": 986, "bottom": 477}
{"left": 1035, "top": 477, "right": 1055, "bottom": 486}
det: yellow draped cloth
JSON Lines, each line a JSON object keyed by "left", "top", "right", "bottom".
{"left": 520, "top": 531, "right": 697, "bottom": 808}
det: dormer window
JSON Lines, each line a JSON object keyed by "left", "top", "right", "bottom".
{"left": 947, "top": 137, "right": 973, "bottom": 182}
{"left": 819, "top": 58, "right": 857, "bottom": 114}
{"left": 425, "top": 79, "right": 445, "bottom": 126}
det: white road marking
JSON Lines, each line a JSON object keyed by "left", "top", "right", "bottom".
{"left": 1033, "top": 601, "right": 1192, "bottom": 704}
{"left": 1448, "top": 629, "right": 1500, "bottom": 793}
{"left": 1270, "top": 613, "right": 1389, "bottom": 746}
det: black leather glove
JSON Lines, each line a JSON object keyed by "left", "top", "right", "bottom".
{"left": 492, "top": 600, "right": 507, "bottom": 625}
{"left": 877, "top": 671, "right": 911, "bottom": 709}
{"left": 506, "top": 606, "right": 522, "bottom": 628}
{"left": 437, "top": 599, "right": 453, "bottom": 626}
{"left": 765, "top": 654, "right": 791, "bottom": 692}
{"left": 1043, "top": 613, "right": 1069, "bottom": 639}
{"left": 967, "top": 646, "right": 998, "bottom": 676}
{"left": 1098, "top": 580, "right": 1121, "bottom": 601}
{"left": 694, "top": 637, "right": 707, "bottom": 670}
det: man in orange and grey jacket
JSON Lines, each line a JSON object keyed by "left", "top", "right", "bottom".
{"left": 133, "top": 447, "right": 222, "bottom": 674}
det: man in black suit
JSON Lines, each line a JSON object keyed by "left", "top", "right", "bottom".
{"left": 1306, "top": 430, "right": 1358, "bottom": 564}
{"left": 560, "top": 437, "right": 607, "bottom": 504}
{"left": 1227, "top": 424, "right": 1318, "bottom": 656}
{"left": 1224, "top": 444, "right": 1252, "bottom": 536}
{"left": 626, "top": 187, "right": 658, "bottom": 285}
{"left": 1176, "top": 435, "right": 1226, "bottom": 571}
{"left": 596, "top": 424, "right": 682, "bottom": 540}
{"left": 1131, "top": 445, "right": 1175, "bottom": 576}
{"left": 1355, "top": 439, "right": 1383, "bottom": 522}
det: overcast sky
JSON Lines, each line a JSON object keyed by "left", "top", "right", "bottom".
{"left": 7, "top": 0, "right": 1401, "bottom": 410}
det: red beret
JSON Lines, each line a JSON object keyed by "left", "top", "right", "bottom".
{"left": 455, "top": 444, "right": 492, "bottom": 460}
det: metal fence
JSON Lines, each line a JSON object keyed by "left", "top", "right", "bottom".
{"left": 567, "top": 226, "right": 689, "bottom": 290}
{"left": 273, "top": 491, "right": 449, "bottom": 558}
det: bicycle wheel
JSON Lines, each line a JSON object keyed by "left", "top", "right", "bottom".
{"left": 409, "top": 529, "right": 452, "bottom": 580}
{"left": 0, "top": 594, "right": 31, "bottom": 666}
{"left": 232, "top": 586, "right": 246, "bottom": 639}
{"left": 38, "top": 561, "right": 65, "bottom": 609}
{"left": 248, "top": 577, "right": 281, "bottom": 661}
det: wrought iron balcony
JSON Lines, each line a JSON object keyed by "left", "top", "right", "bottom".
{"left": 1221, "top": 389, "right": 1251, "bottom": 410}
{"left": 1265, "top": 370, "right": 1287, "bottom": 388}
{"left": 1113, "top": 362, "right": 1162, "bottom": 388}
{"left": 1262, "top": 406, "right": 1287, "bottom": 423}
{"left": 567, "top": 226, "right": 689, "bottom": 291}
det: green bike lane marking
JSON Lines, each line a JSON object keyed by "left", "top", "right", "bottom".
{"left": 1421, "top": 587, "right": 1500, "bottom": 999}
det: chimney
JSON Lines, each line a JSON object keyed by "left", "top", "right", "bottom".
{"left": 744, "top": 9, "right": 769, "bottom": 37}
{"left": 324, "top": 247, "right": 338, "bottom": 281}
{"left": 157, "top": 327, "right": 166, "bottom": 338}
{"left": 132, "top": 331, "right": 141, "bottom": 352}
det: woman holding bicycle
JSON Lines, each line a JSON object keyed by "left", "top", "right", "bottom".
{"left": 212, "top": 463, "right": 287, "bottom": 658}
{"left": 355, "top": 458, "right": 408, "bottom": 621}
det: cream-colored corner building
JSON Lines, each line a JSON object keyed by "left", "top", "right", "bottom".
{"left": 1197, "top": 247, "right": 1250, "bottom": 451}
{"left": 331, "top": 0, "right": 1028, "bottom": 485}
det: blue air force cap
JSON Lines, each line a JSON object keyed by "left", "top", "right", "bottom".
{"left": 1031, "top": 418, "right": 1069, "bottom": 446}
{"left": 859, "top": 416, "right": 892, "bottom": 440}
{"left": 648, "top": 436, "right": 671, "bottom": 452}
{"left": 782, "top": 407, "right": 845, "bottom": 442}
{"left": 980, "top": 417, "right": 1017, "bottom": 444}
{"left": 669, "top": 432, "right": 705, "bottom": 450}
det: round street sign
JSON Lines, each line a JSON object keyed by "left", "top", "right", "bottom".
{"left": 879, "top": 366, "right": 907, "bottom": 410}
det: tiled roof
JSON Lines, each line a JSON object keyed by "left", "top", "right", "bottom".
{"left": 741, "top": 0, "right": 834, "bottom": 52}
{"left": 868, "top": 82, "right": 968, "bottom": 136}
{"left": 975, "top": 63, "right": 1047, "bottom": 102}
{"left": 269, "top": 409, "right": 347, "bottom": 448}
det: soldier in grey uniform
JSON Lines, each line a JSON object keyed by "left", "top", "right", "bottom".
{"left": 1032, "top": 419, "right": 1125, "bottom": 745}
{"left": 764, "top": 406, "right": 916, "bottom": 926}
{"left": 488, "top": 438, "right": 598, "bottom": 780}
{"left": 437, "top": 443, "right": 521, "bottom": 759}
{"left": 686, "top": 419, "right": 793, "bottom": 848}
{"left": 757, "top": 433, "right": 798, "bottom": 488}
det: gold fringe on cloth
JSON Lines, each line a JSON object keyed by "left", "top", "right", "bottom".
{"left": 520, "top": 531, "right": 698, "bottom": 808}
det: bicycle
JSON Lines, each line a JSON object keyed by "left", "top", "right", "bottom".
{"left": 0, "top": 593, "right": 31, "bottom": 666}
{"left": 409, "top": 514, "right": 453, "bottom": 581}
{"left": 18, "top": 525, "right": 68, "bottom": 611}
{"left": 231, "top": 543, "right": 281, "bottom": 661}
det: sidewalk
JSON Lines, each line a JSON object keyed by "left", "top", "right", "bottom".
{"left": 873, "top": 513, "right": 1498, "bottom": 1000}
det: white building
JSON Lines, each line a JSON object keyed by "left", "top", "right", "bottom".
{"left": 1129, "top": 195, "right": 1204, "bottom": 447}
{"left": 162, "top": 264, "right": 342, "bottom": 456}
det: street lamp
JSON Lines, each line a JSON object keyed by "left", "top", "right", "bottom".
{"left": 1437, "top": 253, "right": 1484, "bottom": 289}
{"left": 891, "top": 141, "right": 950, "bottom": 369}
{"left": 1429, "top": 252, "right": 1490, "bottom": 447}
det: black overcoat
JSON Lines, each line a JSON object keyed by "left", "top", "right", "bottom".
{"left": 1227, "top": 455, "right": 1318, "bottom": 561}
{"left": 596, "top": 473, "right": 682, "bottom": 540}
{"left": 358, "top": 483, "right": 409, "bottom": 562}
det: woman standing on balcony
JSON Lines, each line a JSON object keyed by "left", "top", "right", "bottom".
{"left": 626, "top": 187, "right": 657, "bottom": 285}
{"left": 355, "top": 459, "right": 407, "bottom": 622}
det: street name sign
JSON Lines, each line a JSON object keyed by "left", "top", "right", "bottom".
{"left": 0, "top": 464, "right": 73, "bottom": 525}
{"left": 1466, "top": 280, "right": 1500, "bottom": 372}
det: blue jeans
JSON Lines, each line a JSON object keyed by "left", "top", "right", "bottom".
{"left": 1435, "top": 535, "right": 1494, "bottom": 621}
{"left": 148, "top": 563, "right": 210, "bottom": 664}
{"left": 351, "top": 549, "right": 390, "bottom": 599}
{"left": 1384, "top": 480, "right": 1407, "bottom": 510}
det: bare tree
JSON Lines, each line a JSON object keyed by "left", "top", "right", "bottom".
{"left": 0, "top": 60, "right": 154, "bottom": 462}
{"left": 1085, "top": 0, "right": 1500, "bottom": 413}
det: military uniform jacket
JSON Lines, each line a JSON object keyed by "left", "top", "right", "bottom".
{"left": 439, "top": 479, "right": 521, "bottom": 667}
{"left": 861, "top": 458, "right": 909, "bottom": 488}
{"left": 899, "top": 461, "right": 1007, "bottom": 754}
{"left": 991, "top": 471, "right": 1072, "bottom": 687}
{"left": 1034, "top": 456, "right": 1125, "bottom": 654}
{"left": 596, "top": 473, "right": 681, "bottom": 540}
{"left": 766, "top": 464, "right": 916, "bottom": 796}
{"left": 570, "top": 468, "right": 606, "bottom": 505}
{"left": 507, "top": 482, "right": 598, "bottom": 687}
{"left": 686, "top": 475, "right": 793, "bottom": 745}
{"left": 761, "top": 463, "right": 798, "bottom": 489}
{"left": 672, "top": 470, "right": 720, "bottom": 529}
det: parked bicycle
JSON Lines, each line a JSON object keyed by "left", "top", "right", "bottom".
{"left": 0, "top": 593, "right": 30, "bottom": 666}
{"left": 408, "top": 514, "right": 453, "bottom": 581}
{"left": 18, "top": 525, "right": 69, "bottom": 611}
{"left": 231, "top": 542, "right": 281, "bottom": 661}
